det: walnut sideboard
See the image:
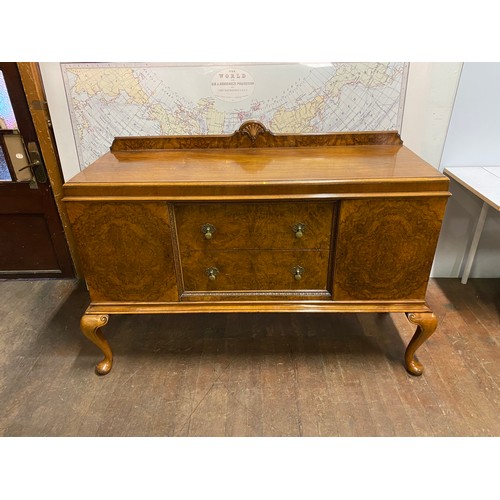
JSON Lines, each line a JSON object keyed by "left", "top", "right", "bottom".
{"left": 62, "top": 122, "right": 450, "bottom": 376}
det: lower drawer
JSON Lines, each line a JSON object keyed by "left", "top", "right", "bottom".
{"left": 181, "top": 250, "right": 330, "bottom": 292}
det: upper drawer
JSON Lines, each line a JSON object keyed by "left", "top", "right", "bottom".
{"left": 174, "top": 202, "right": 334, "bottom": 251}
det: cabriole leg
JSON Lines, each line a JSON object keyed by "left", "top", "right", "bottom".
{"left": 404, "top": 312, "right": 437, "bottom": 376}
{"left": 80, "top": 314, "right": 112, "bottom": 375}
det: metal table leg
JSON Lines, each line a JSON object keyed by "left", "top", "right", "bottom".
{"left": 461, "top": 201, "right": 489, "bottom": 284}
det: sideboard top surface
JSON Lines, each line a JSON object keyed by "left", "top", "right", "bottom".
{"left": 63, "top": 125, "right": 449, "bottom": 198}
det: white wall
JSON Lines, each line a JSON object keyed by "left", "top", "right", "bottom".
{"left": 441, "top": 63, "right": 500, "bottom": 167}
{"left": 400, "top": 62, "right": 462, "bottom": 169}
{"left": 432, "top": 63, "right": 500, "bottom": 278}
{"left": 39, "top": 63, "right": 81, "bottom": 180}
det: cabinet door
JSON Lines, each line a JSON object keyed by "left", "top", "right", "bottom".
{"left": 66, "top": 202, "right": 179, "bottom": 302}
{"left": 333, "top": 197, "right": 448, "bottom": 301}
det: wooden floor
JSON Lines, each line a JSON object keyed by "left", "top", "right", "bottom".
{"left": 0, "top": 278, "right": 498, "bottom": 437}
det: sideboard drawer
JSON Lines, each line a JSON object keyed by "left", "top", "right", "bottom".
{"left": 175, "top": 202, "right": 334, "bottom": 251}
{"left": 181, "top": 249, "right": 330, "bottom": 292}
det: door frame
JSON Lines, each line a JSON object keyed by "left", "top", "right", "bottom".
{"left": 16, "top": 62, "right": 82, "bottom": 277}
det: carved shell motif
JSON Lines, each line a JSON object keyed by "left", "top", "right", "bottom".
{"left": 239, "top": 121, "right": 268, "bottom": 144}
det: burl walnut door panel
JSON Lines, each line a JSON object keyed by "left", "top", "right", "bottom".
{"left": 333, "top": 197, "right": 448, "bottom": 301}
{"left": 66, "top": 202, "right": 179, "bottom": 302}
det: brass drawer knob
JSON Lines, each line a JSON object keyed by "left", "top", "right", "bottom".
{"left": 201, "top": 223, "right": 216, "bottom": 240}
{"left": 206, "top": 267, "right": 219, "bottom": 281}
{"left": 292, "top": 223, "right": 306, "bottom": 239}
{"left": 293, "top": 266, "right": 304, "bottom": 281}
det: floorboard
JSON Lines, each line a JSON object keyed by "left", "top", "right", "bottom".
{"left": 0, "top": 278, "right": 499, "bottom": 437}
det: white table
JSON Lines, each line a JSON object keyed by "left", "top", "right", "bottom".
{"left": 444, "top": 166, "right": 500, "bottom": 284}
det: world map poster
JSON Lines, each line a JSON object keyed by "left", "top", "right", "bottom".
{"left": 61, "top": 62, "right": 409, "bottom": 169}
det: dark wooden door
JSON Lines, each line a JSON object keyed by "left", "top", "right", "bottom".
{"left": 0, "top": 63, "right": 74, "bottom": 278}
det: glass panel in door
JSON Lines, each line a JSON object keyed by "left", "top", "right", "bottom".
{"left": 0, "top": 69, "right": 19, "bottom": 181}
